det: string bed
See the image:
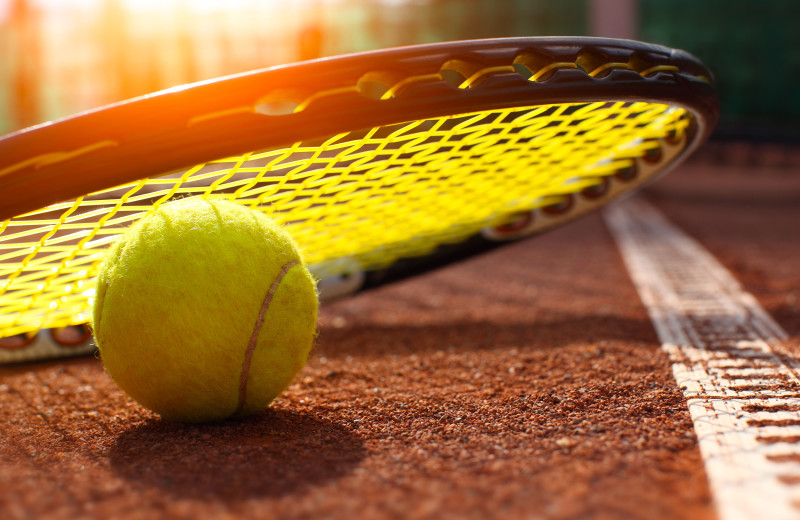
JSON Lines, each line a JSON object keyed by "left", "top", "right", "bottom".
{"left": 0, "top": 100, "right": 690, "bottom": 337}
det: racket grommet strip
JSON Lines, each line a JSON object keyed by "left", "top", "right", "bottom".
{"left": 642, "top": 143, "right": 664, "bottom": 164}
{"left": 493, "top": 212, "right": 535, "bottom": 234}
{"left": 580, "top": 177, "right": 611, "bottom": 200}
{"left": 614, "top": 164, "right": 639, "bottom": 183}
{"left": 0, "top": 332, "right": 38, "bottom": 351}
{"left": 50, "top": 324, "right": 93, "bottom": 348}
{"left": 542, "top": 195, "right": 575, "bottom": 216}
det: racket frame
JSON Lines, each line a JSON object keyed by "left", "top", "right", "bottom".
{"left": 0, "top": 37, "right": 717, "bottom": 222}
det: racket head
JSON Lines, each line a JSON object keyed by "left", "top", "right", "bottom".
{"left": 0, "top": 37, "right": 718, "bottom": 362}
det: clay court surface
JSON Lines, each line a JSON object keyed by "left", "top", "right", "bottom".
{"left": 1, "top": 147, "right": 799, "bottom": 519}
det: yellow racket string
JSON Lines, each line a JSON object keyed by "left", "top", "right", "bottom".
{"left": 0, "top": 101, "right": 691, "bottom": 337}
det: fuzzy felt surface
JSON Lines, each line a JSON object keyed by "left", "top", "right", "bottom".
{"left": 92, "top": 198, "right": 318, "bottom": 422}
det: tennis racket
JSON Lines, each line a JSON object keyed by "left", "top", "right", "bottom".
{"left": 0, "top": 37, "right": 717, "bottom": 363}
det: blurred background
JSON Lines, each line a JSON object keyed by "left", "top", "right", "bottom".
{"left": 0, "top": 0, "right": 798, "bottom": 142}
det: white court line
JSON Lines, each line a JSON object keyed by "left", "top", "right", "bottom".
{"left": 605, "top": 198, "right": 800, "bottom": 520}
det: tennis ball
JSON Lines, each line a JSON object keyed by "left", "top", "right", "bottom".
{"left": 91, "top": 198, "right": 318, "bottom": 423}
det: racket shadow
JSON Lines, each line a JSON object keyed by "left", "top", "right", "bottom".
{"left": 315, "top": 315, "right": 657, "bottom": 357}
{"left": 107, "top": 407, "right": 365, "bottom": 500}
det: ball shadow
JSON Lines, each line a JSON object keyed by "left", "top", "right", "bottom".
{"left": 108, "top": 407, "right": 365, "bottom": 500}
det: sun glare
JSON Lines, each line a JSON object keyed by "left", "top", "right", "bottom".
{"left": 0, "top": 0, "right": 391, "bottom": 132}
{"left": 120, "top": 0, "right": 296, "bottom": 13}
{"left": 0, "top": 0, "right": 320, "bottom": 17}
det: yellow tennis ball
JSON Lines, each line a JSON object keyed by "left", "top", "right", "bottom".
{"left": 91, "top": 198, "right": 318, "bottom": 423}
